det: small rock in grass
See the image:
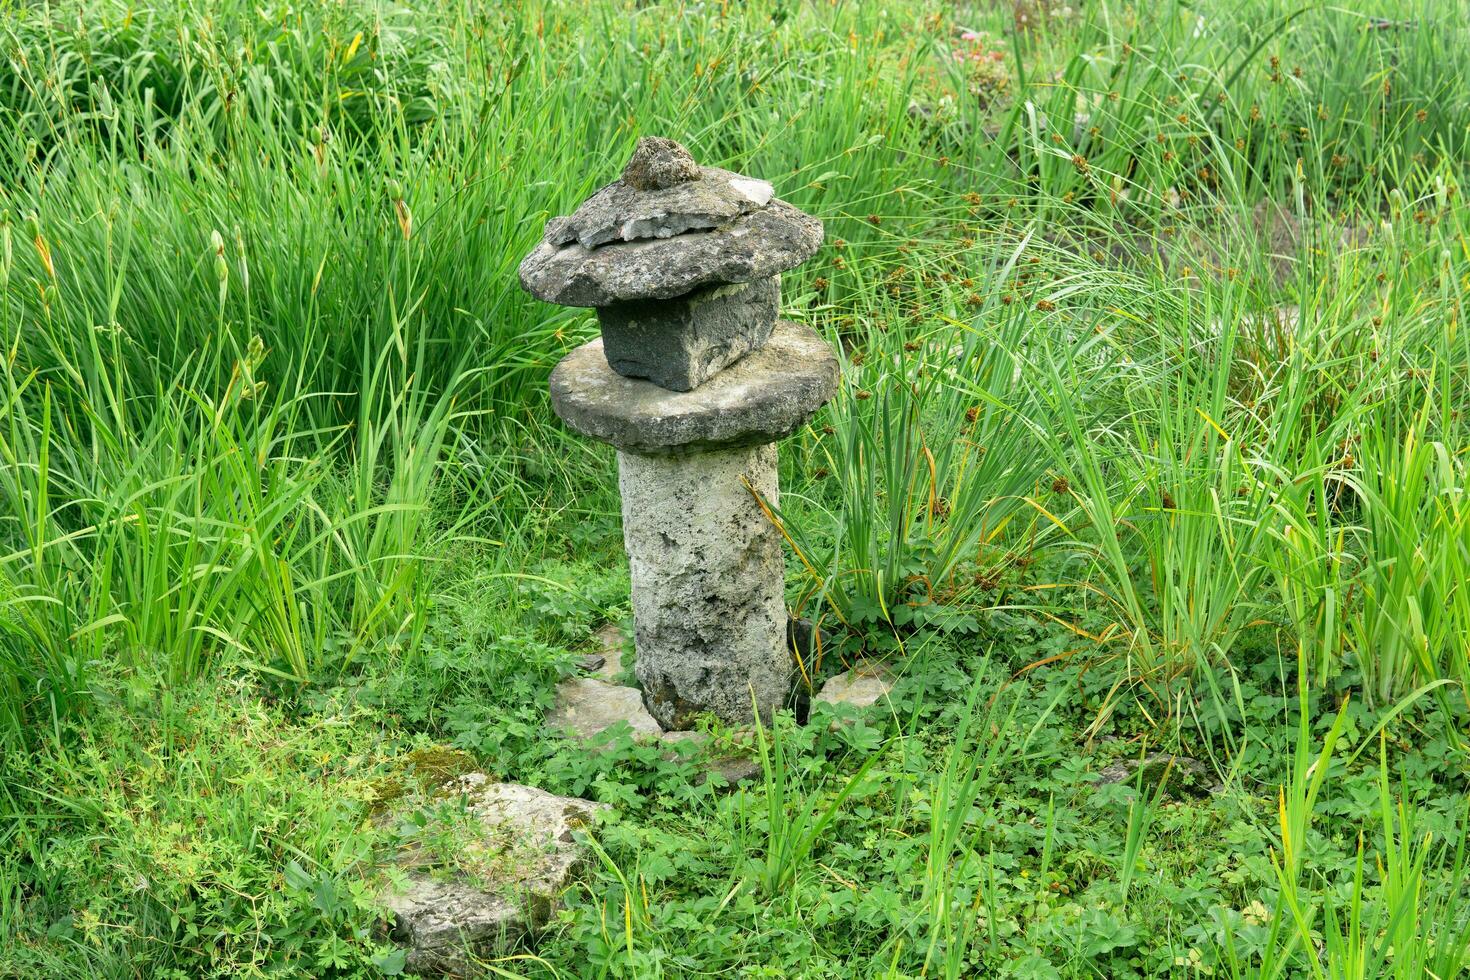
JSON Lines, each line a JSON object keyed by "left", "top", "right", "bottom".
{"left": 381, "top": 775, "right": 607, "bottom": 976}
{"left": 659, "top": 730, "right": 709, "bottom": 751}
{"left": 707, "top": 753, "right": 764, "bottom": 786}
{"left": 814, "top": 664, "right": 895, "bottom": 712}
{"left": 661, "top": 730, "right": 764, "bottom": 788}
{"left": 1096, "top": 752, "right": 1218, "bottom": 799}
{"left": 547, "top": 678, "right": 663, "bottom": 743}
{"left": 585, "top": 622, "right": 629, "bottom": 682}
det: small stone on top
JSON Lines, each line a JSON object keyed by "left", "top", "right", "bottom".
{"left": 621, "top": 136, "right": 702, "bottom": 190}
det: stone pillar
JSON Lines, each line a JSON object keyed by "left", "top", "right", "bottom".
{"left": 619, "top": 444, "right": 785, "bottom": 728}
{"left": 545, "top": 323, "right": 836, "bottom": 727}
{"left": 519, "top": 137, "right": 834, "bottom": 728}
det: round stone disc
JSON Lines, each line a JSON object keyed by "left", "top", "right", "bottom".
{"left": 549, "top": 320, "right": 838, "bottom": 455}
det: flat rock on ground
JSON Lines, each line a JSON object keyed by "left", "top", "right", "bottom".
{"left": 1096, "top": 752, "right": 1218, "bottom": 799}
{"left": 814, "top": 664, "right": 895, "bottom": 712}
{"left": 579, "top": 622, "right": 629, "bottom": 682}
{"left": 381, "top": 775, "right": 607, "bottom": 976}
{"left": 661, "top": 730, "right": 763, "bottom": 787}
{"left": 547, "top": 677, "right": 664, "bottom": 742}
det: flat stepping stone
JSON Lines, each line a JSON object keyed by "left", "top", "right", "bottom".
{"left": 587, "top": 623, "right": 628, "bottom": 682}
{"left": 381, "top": 775, "right": 607, "bottom": 975}
{"left": 1095, "top": 752, "right": 1218, "bottom": 799}
{"left": 814, "top": 664, "right": 895, "bottom": 712}
{"left": 547, "top": 677, "right": 663, "bottom": 742}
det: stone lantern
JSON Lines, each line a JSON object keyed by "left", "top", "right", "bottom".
{"left": 519, "top": 137, "right": 836, "bottom": 729}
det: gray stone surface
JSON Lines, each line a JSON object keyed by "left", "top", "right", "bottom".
{"left": 814, "top": 665, "right": 895, "bottom": 712}
{"left": 546, "top": 677, "right": 664, "bottom": 742}
{"left": 520, "top": 200, "right": 821, "bottom": 307}
{"left": 1096, "top": 752, "right": 1217, "bottom": 798}
{"left": 707, "top": 753, "right": 765, "bottom": 786}
{"left": 519, "top": 136, "right": 816, "bottom": 307}
{"left": 381, "top": 775, "right": 606, "bottom": 975}
{"left": 598, "top": 276, "right": 779, "bottom": 391}
{"left": 660, "top": 731, "right": 764, "bottom": 787}
{"left": 660, "top": 730, "right": 708, "bottom": 749}
{"left": 622, "top": 442, "right": 791, "bottom": 728}
{"left": 550, "top": 320, "right": 838, "bottom": 455}
{"left": 553, "top": 166, "right": 774, "bottom": 250}
{"left": 588, "top": 623, "right": 628, "bottom": 682}
{"left": 620, "top": 136, "right": 701, "bottom": 191}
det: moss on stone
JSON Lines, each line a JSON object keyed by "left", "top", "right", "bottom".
{"left": 404, "top": 746, "right": 479, "bottom": 791}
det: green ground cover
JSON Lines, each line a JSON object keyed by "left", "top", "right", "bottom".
{"left": 1, "top": 0, "right": 1468, "bottom": 975}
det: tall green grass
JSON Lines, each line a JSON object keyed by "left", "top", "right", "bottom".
{"left": 0, "top": 0, "right": 943, "bottom": 750}
{"left": 5, "top": 0, "right": 1468, "bottom": 731}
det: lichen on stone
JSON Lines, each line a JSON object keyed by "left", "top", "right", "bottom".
{"left": 620, "top": 136, "right": 701, "bottom": 190}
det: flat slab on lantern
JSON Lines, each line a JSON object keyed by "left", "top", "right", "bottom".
{"left": 521, "top": 202, "right": 822, "bottom": 307}
{"left": 550, "top": 320, "right": 838, "bottom": 455}
{"left": 549, "top": 166, "right": 775, "bottom": 250}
